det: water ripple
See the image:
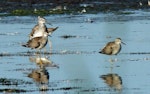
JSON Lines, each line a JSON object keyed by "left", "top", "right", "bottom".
{"left": 0, "top": 32, "right": 20, "bottom": 36}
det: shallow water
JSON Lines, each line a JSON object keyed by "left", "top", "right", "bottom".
{"left": 1, "top": 10, "right": 150, "bottom": 94}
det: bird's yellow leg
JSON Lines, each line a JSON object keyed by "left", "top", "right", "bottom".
{"left": 39, "top": 58, "right": 43, "bottom": 68}
{"left": 35, "top": 51, "right": 43, "bottom": 68}
{"left": 48, "top": 39, "right": 52, "bottom": 54}
{"left": 110, "top": 61, "right": 114, "bottom": 74}
{"left": 35, "top": 50, "right": 39, "bottom": 57}
{"left": 43, "top": 47, "right": 47, "bottom": 55}
{"left": 38, "top": 52, "right": 43, "bottom": 68}
{"left": 108, "top": 57, "right": 114, "bottom": 69}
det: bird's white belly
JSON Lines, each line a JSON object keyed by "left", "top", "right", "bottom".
{"left": 34, "top": 31, "right": 43, "bottom": 37}
{"left": 30, "top": 30, "right": 44, "bottom": 39}
{"left": 112, "top": 50, "right": 119, "bottom": 55}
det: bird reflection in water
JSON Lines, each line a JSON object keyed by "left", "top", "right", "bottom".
{"left": 100, "top": 64, "right": 122, "bottom": 92}
{"left": 28, "top": 67, "right": 49, "bottom": 91}
{"left": 28, "top": 54, "right": 59, "bottom": 91}
{"left": 100, "top": 73, "right": 122, "bottom": 91}
{"left": 29, "top": 56, "right": 59, "bottom": 68}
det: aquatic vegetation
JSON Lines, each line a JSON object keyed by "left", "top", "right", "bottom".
{"left": 11, "top": 9, "right": 32, "bottom": 16}
{"left": 10, "top": 9, "right": 73, "bottom": 16}
{"left": 114, "top": 11, "right": 134, "bottom": 15}
{"left": 0, "top": 78, "right": 32, "bottom": 93}
{"left": 0, "top": 78, "right": 32, "bottom": 85}
{"left": 1, "top": 1, "right": 148, "bottom": 16}
{"left": 0, "top": 88, "right": 27, "bottom": 93}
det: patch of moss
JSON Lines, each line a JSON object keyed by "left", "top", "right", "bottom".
{"left": 0, "top": 3, "right": 138, "bottom": 16}
{"left": 10, "top": 9, "right": 73, "bottom": 16}
{"left": 33, "top": 9, "right": 49, "bottom": 16}
{"left": 49, "top": 10, "right": 65, "bottom": 14}
{"left": 11, "top": 9, "right": 32, "bottom": 16}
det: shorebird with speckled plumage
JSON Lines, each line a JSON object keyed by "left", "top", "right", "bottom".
{"left": 99, "top": 38, "right": 125, "bottom": 55}
{"left": 29, "top": 16, "right": 58, "bottom": 39}
{"left": 26, "top": 16, "right": 58, "bottom": 53}
{"left": 22, "top": 31, "right": 49, "bottom": 52}
{"left": 29, "top": 16, "right": 47, "bottom": 40}
{"left": 47, "top": 27, "right": 58, "bottom": 36}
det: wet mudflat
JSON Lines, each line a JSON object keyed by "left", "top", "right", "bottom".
{"left": 1, "top": 9, "right": 150, "bottom": 94}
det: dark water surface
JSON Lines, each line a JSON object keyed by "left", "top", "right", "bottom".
{"left": 0, "top": 10, "right": 150, "bottom": 94}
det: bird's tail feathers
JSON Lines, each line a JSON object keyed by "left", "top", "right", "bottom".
{"left": 99, "top": 51, "right": 102, "bottom": 53}
{"left": 22, "top": 44, "right": 29, "bottom": 48}
{"left": 54, "top": 27, "right": 59, "bottom": 31}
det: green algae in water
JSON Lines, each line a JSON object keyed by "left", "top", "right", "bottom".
{"left": 11, "top": 9, "right": 32, "bottom": 16}
{"left": 10, "top": 9, "right": 70, "bottom": 16}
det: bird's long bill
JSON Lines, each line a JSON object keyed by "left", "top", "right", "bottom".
{"left": 121, "top": 42, "right": 126, "bottom": 45}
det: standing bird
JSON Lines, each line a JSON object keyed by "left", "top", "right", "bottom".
{"left": 28, "top": 16, "right": 58, "bottom": 53}
{"left": 29, "top": 16, "right": 47, "bottom": 40}
{"left": 29, "top": 16, "right": 58, "bottom": 39}
{"left": 22, "top": 31, "right": 49, "bottom": 65}
{"left": 99, "top": 38, "right": 125, "bottom": 55}
{"left": 22, "top": 31, "right": 49, "bottom": 52}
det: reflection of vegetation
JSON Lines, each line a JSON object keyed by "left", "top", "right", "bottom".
{"left": 0, "top": 89, "right": 26, "bottom": 93}
{"left": 0, "top": 78, "right": 32, "bottom": 85}
{"left": 0, "top": 78, "right": 32, "bottom": 93}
